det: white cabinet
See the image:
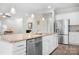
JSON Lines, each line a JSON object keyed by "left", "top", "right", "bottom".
{"left": 56, "top": 12, "right": 79, "bottom": 25}
{"left": 70, "top": 19, "right": 79, "bottom": 25}
{"left": 42, "top": 36, "right": 49, "bottom": 55}
{"left": 0, "top": 40, "right": 13, "bottom": 55}
{"left": 13, "top": 40, "right": 26, "bottom": 55}
{"left": 42, "top": 34, "right": 58, "bottom": 55}
{"left": 69, "top": 32, "right": 79, "bottom": 45}
{"left": 63, "top": 32, "right": 79, "bottom": 45}
{"left": 63, "top": 35, "right": 68, "bottom": 44}
{"left": 0, "top": 40, "right": 26, "bottom": 55}
{"left": 70, "top": 16, "right": 79, "bottom": 25}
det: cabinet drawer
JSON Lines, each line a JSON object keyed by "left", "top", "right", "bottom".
{"left": 13, "top": 40, "right": 26, "bottom": 46}
{"left": 13, "top": 49, "right": 26, "bottom": 55}
{"left": 13, "top": 40, "right": 26, "bottom": 52}
{"left": 13, "top": 44, "right": 26, "bottom": 50}
{"left": 13, "top": 46, "right": 26, "bottom": 52}
{"left": 13, "top": 40, "right": 26, "bottom": 47}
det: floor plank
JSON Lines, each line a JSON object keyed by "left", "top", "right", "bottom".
{"left": 52, "top": 44, "right": 79, "bottom": 55}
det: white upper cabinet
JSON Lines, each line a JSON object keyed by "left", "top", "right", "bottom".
{"left": 56, "top": 12, "right": 79, "bottom": 25}
{"left": 69, "top": 12, "right": 79, "bottom": 25}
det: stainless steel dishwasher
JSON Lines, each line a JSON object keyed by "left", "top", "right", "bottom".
{"left": 35, "top": 37, "right": 42, "bottom": 55}
{"left": 26, "top": 39, "right": 36, "bottom": 55}
{"left": 26, "top": 37, "right": 42, "bottom": 55}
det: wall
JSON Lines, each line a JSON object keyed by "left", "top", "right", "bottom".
{"left": 32, "top": 14, "right": 48, "bottom": 33}
{"left": 2, "top": 17, "right": 24, "bottom": 34}
{"left": 0, "top": 21, "right": 2, "bottom": 33}
{"left": 32, "top": 11, "right": 55, "bottom": 33}
{"left": 0, "top": 9, "right": 55, "bottom": 34}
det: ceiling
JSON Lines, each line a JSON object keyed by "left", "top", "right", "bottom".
{"left": 0, "top": 3, "right": 79, "bottom": 15}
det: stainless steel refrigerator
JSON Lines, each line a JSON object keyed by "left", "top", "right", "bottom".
{"left": 55, "top": 19, "right": 70, "bottom": 44}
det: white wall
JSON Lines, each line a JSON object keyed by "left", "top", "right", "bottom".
{"left": 0, "top": 9, "right": 55, "bottom": 34}
{"left": 2, "top": 17, "right": 24, "bottom": 34}
{"left": 32, "top": 11, "right": 55, "bottom": 33}
{"left": 0, "top": 21, "right": 2, "bottom": 33}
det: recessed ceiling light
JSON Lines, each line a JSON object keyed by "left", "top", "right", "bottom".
{"left": 48, "top": 6, "right": 51, "bottom": 9}
{"left": 31, "top": 14, "right": 35, "bottom": 18}
{"left": 2, "top": 15, "right": 6, "bottom": 18}
{"left": 10, "top": 8, "right": 16, "bottom": 14}
{"left": 25, "top": 14, "right": 28, "bottom": 16}
{"left": 0, "top": 13, "right": 3, "bottom": 15}
{"left": 42, "top": 17, "right": 45, "bottom": 21}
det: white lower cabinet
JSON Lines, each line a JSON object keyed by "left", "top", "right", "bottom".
{"left": 13, "top": 40, "right": 26, "bottom": 55}
{"left": 69, "top": 32, "right": 79, "bottom": 45}
{"left": 42, "top": 36, "right": 49, "bottom": 55}
{"left": 42, "top": 34, "right": 58, "bottom": 55}
{"left": 0, "top": 40, "right": 26, "bottom": 55}
{"left": 0, "top": 34, "right": 58, "bottom": 55}
{"left": 63, "top": 35, "right": 68, "bottom": 44}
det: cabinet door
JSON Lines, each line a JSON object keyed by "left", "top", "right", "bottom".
{"left": 47, "top": 35, "right": 54, "bottom": 53}
{"left": 47, "top": 36, "right": 53, "bottom": 53}
{"left": 42, "top": 35, "right": 58, "bottom": 55}
{"left": 63, "top": 35, "right": 68, "bottom": 44}
{"left": 0, "top": 40, "right": 13, "bottom": 55}
{"left": 13, "top": 49, "right": 26, "bottom": 55}
{"left": 70, "top": 16, "right": 79, "bottom": 25}
{"left": 69, "top": 32, "right": 79, "bottom": 45}
{"left": 13, "top": 40, "right": 26, "bottom": 55}
{"left": 42, "top": 36, "right": 49, "bottom": 55}
{"left": 53, "top": 35, "right": 58, "bottom": 49}
{"left": 48, "top": 35, "right": 58, "bottom": 53}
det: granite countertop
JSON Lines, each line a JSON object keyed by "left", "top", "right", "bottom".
{"left": 0, "top": 33, "right": 56, "bottom": 43}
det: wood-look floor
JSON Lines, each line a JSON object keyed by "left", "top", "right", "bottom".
{"left": 52, "top": 44, "right": 79, "bottom": 55}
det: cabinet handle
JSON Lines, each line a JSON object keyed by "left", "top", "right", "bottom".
{"left": 17, "top": 45, "right": 24, "bottom": 47}
{"left": 14, "top": 47, "right": 26, "bottom": 52}
{"left": 28, "top": 40, "right": 34, "bottom": 43}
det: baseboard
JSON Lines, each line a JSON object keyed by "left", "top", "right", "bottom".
{"left": 63, "top": 43, "right": 79, "bottom": 46}
{"left": 62, "top": 44, "right": 68, "bottom": 45}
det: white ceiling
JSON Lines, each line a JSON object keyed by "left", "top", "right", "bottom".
{"left": 0, "top": 3, "right": 79, "bottom": 14}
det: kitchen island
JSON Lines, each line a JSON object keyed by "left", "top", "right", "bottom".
{"left": 0, "top": 33, "right": 58, "bottom": 55}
